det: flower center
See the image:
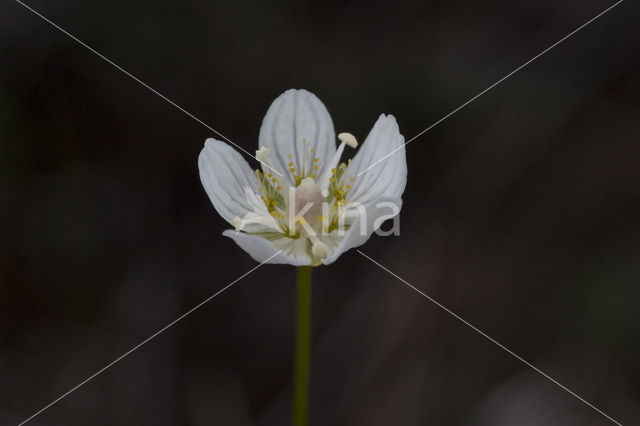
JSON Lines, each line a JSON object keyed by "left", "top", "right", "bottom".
{"left": 293, "top": 177, "right": 324, "bottom": 228}
{"left": 245, "top": 133, "right": 360, "bottom": 240}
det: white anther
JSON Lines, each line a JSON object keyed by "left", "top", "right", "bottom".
{"left": 338, "top": 132, "right": 358, "bottom": 148}
{"left": 317, "top": 133, "right": 358, "bottom": 191}
{"left": 255, "top": 146, "right": 271, "bottom": 162}
{"left": 231, "top": 216, "right": 243, "bottom": 230}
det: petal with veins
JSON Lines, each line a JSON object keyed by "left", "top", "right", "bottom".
{"left": 259, "top": 89, "right": 336, "bottom": 184}
{"left": 198, "top": 138, "right": 258, "bottom": 224}
{"left": 348, "top": 114, "right": 407, "bottom": 206}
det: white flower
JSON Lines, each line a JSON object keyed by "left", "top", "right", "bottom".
{"left": 198, "top": 89, "right": 407, "bottom": 266}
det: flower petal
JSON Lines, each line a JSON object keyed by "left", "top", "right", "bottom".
{"left": 259, "top": 89, "right": 336, "bottom": 184}
{"left": 198, "top": 138, "right": 257, "bottom": 224}
{"left": 322, "top": 196, "right": 402, "bottom": 265}
{"left": 348, "top": 114, "right": 407, "bottom": 205}
{"left": 223, "top": 230, "right": 311, "bottom": 265}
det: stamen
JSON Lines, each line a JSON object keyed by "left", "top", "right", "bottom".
{"left": 255, "top": 169, "right": 286, "bottom": 214}
{"left": 317, "top": 132, "right": 358, "bottom": 192}
{"left": 232, "top": 216, "right": 242, "bottom": 230}
{"left": 286, "top": 140, "right": 323, "bottom": 187}
{"left": 337, "top": 132, "right": 358, "bottom": 148}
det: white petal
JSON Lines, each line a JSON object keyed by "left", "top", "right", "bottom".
{"left": 259, "top": 89, "right": 336, "bottom": 184}
{"left": 234, "top": 211, "right": 281, "bottom": 233}
{"left": 198, "top": 138, "right": 257, "bottom": 224}
{"left": 322, "top": 196, "right": 402, "bottom": 265}
{"left": 348, "top": 114, "right": 407, "bottom": 205}
{"left": 223, "top": 230, "right": 311, "bottom": 265}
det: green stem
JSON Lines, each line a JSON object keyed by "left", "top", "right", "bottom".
{"left": 293, "top": 266, "right": 312, "bottom": 426}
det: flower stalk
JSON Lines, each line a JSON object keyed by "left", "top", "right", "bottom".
{"left": 293, "top": 266, "right": 312, "bottom": 426}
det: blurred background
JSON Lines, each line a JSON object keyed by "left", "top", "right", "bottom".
{"left": 1, "top": 0, "right": 639, "bottom": 424}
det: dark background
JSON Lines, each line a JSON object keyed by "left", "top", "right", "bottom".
{"left": 2, "top": 0, "right": 639, "bottom": 424}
